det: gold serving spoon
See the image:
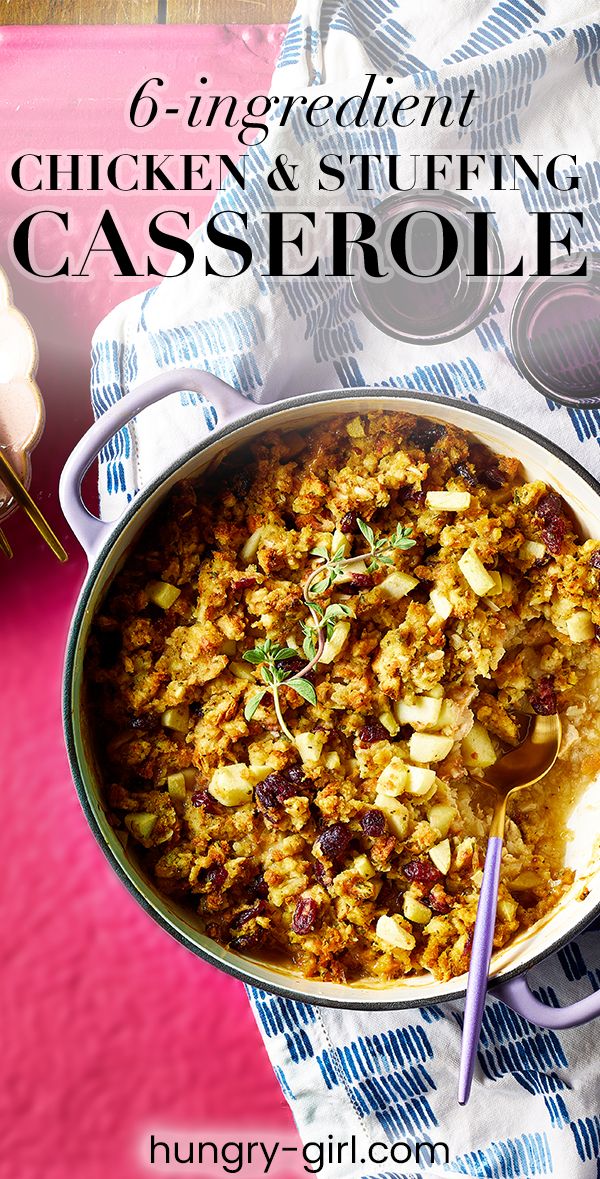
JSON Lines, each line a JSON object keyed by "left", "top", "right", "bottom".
{"left": 458, "top": 712, "right": 562, "bottom": 1104}
{"left": 0, "top": 448, "right": 68, "bottom": 563}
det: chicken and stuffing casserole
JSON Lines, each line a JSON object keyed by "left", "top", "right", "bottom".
{"left": 86, "top": 411, "right": 600, "bottom": 983}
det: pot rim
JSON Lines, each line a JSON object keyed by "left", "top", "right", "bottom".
{"left": 63, "top": 385, "right": 600, "bottom": 1009}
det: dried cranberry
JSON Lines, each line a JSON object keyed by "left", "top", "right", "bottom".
{"left": 318, "top": 822, "right": 352, "bottom": 862}
{"left": 428, "top": 886, "right": 452, "bottom": 914}
{"left": 535, "top": 494, "right": 566, "bottom": 555}
{"left": 350, "top": 572, "right": 375, "bottom": 590}
{"left": 409, "top": 421, "right": 446, "bottom": 452}
{"left": 232, "top": 575, "right": 258, "bottom": 592}
{"left": 530, "top": 675, "right": 558, "bottom": 716}
{"left": 379, "top": 882, "right": 403, "bottom": 912}
{"left": 230, "top": 931, "right": 262, "bottom": 952}
{"left": 536, "top": 492, "right": 563, "bottom": 523}
{"left": 340, "top": 510, "right": 358, "bottom": 533}
{"left": 255, "top": 765, "right": 307, "bottom": 809}
{"left": 465, "top": 929, "right": 474, "bottom": 957}
{"left": 292, "top": 896, "right": 318, "bottom": 934}
{"left": 313, "top": 859, "right": 330, "bottom": 887}
{"left": 255, "top": 777, "right": 286, "bottom": 809}
{"left": 191, "top": 789, "right": 216, "bottom": 812}
{"left": 276, "top": 656, "right": 315, "bottom": 683}
{"left": 399, "top": 486, "right": 426, "bottom": 507}
{"left": 541, "top": 517, "right": 567, "bottom": 555}
{"left": 479, "top": 465, "right": 506, "bottom": 490}
{"left": 130, "top": 714, "right": 152, "bottom": 731}
{"left": 248, "top": 871, "right": 269, "bottom": 900}
{"left": 361, "top": 810, "right": 386, "bottom": 837}
{"left": 206, "top": 864, "right": 227, "bottom": 891}
{"left": 357, "top": 719, "right": 389, "bottom": 745}
{"left": 285, "top": 765, "right": 306, "bottom": 788}
{"left": 454, "top": 462, "right": 476, "bottom": 487}
{"left": 403, "top": 859, "right": 442, "bottom": 886}
{"left": 590, "top": 550, "right": 600, "bottom": 570}
{"left": 231, "top": 901, "right": 264, "bottom": 928}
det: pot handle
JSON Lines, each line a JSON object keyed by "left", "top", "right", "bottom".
{"left": 59, "top": 368, "right": 251, "bottom": 564}
{"left": 495, "top": 971, "right": 600, "bottom": 1029}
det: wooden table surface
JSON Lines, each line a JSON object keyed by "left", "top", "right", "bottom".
{"left": 1, "top": 0, "right": 294, "bottom": 24}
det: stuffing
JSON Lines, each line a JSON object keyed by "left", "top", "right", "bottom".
{"left": 86, "top": 411, "right": 600, "bottom": 983}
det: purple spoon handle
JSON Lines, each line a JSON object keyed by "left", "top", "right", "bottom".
{"left": 458, "top": 834, "right": 503, "bottom": 1105}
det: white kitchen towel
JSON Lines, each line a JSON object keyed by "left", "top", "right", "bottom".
{"left": 90, "top": 2, "right": 600, "bottom": 1176}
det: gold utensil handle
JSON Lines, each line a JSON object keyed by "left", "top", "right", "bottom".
{"left": 0, "top": 526, "right": 13, "bottom": 558}
{"left": 0, "top": 450, "right": 68, "bottom": 563}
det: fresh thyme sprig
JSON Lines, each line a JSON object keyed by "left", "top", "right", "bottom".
{"left": 356, "top": 519, "right": 418, "bottom": 571}
{"left": 243, "top": 638, "right": 317, "bottom": 741}
{"left": 300, "top": 601, "right": 353, "bottom": 661}
{"left": 242, "top": 517, "right": 416, "bottom": 741}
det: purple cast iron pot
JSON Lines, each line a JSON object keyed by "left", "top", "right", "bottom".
{"left": 60, "top": 369, "right": 600, "bottom": 1023}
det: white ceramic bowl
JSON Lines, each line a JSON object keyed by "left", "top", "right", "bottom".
{"left": 60, "top": 371, "right": 600, "bottom": 1027}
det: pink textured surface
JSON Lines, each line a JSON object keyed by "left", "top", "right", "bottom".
{"left": 0, "top": 25, "right": 302, "bottom": 1179}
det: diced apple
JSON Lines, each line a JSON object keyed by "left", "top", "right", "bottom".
{"left": 374, "top": 794, "right": 409, "bottom": 837}
{"left": 125, "top": 812, "right": 157, "bottom": 840}
{"left": 145, "top": 580, "right": 181, "bottom": 609}
{"left": 378, "top": 706, "right": 400, "bottom": 737}
{"left": 240, "top": 527, "right": 264, "bottom": 564}
{"left": 209, "top": 768, "right": 253, "bottom": 807}
{"left": 424, "top": 915, "right": 447, "bottom": 935}
{"left": 208, "top": 762, "right": 271, "bottom": 806}
{"left": 501, "top": 573, "right": 515, "bottom": 595}
{"left": 406, "top": 765, "right": 437, "bottom": 796}
{"left": 461, "top": 721, "right": 497, "bottom": 769}
{"left": 408, "top": 732, "right": 454, "bottom": 764}
{"left": 220, "top": 639, "right": 238, "bottom": 656}
{"left": 377, "top": 757, "right": 409, "bottom": 797}
{"left": 335, "top": 558, "right": 368, "bottom": 584}
{"left": 511, "top": 870, "right": 543, "bottom": 890}
{"left": 437, "top": 700, "right": 461, "bottom": 730}
{"left": 167, "top": 769, "right": 195, "bottom": 812}
{"left": 519, "top": 539, "right": 546, "bottom": 563}
{"left": 498, "top": 897, "right": 518, "bottom": 922}
{"left": 427, "top": 803, "right": 456, "bottom": 837}
{"left": 396, "top": 695, "right": 442, "bottom": 729}
{"left": 319, "top": 620, "right": 351, "bottom": 664}
{"left": 429, "top": 839, "right": 451, "bottom": 875}
{"left": 458, "top": 547, "right": 496, "bottom": 596}
{"left": 323, "top": 750, "right": 341, "bottom": 771}
{"left": 566, "top": 610, "right": 595, "bottom": 642}
{"left": 229, "top": 661, "right": 255, "bottom": 681}
{"left": 403, "top": 895, "right": 432, "bottom": 924}
{"left": 485, "top": 571, "right": 503, "bottom": 597}
{"left": 426, "top": 490, "right": 471, "bottom": 511}
{"left": 375, "top": 914, "right": 416, "bottom": 951}
{"left": 351, "top": 854, "right": 376, "bottom": 879}
{"left": 346, "top": 416, "right": 365, "bottom": 438}
{"left": 161, "top": 704, "right": 190, "bottom": 733}
{"left": 330, "top": 528, "right": 351, "bottom": 557}
{"left": 379, "top": 571, "right": 419, "bottom": 601}
{"left": 296, "top": 730, "right": 327, "bottom": 765}
{"left": 429, "top": 684, "right": 444, "bottom": 699}
{"left": 429, "top": 589, "right": 452, "bottom": 619}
